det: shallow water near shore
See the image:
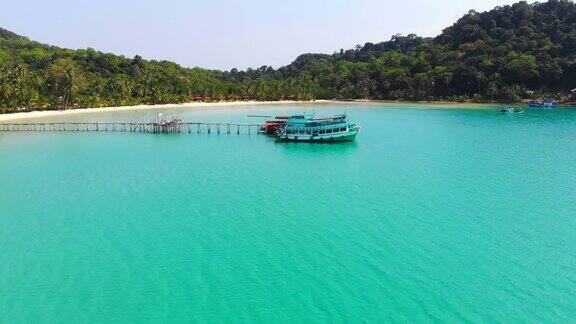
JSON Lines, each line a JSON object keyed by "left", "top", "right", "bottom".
{"left": 1, "top": 104, "right": 576, "bottom": 322}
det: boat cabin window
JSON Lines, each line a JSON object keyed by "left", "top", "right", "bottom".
{"left": 326, "top": 129, "right": 332, "bottom": 134}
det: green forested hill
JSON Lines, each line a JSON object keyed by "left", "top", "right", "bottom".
{"left": 2, "top": 0, "right": 576, "bottom": 112}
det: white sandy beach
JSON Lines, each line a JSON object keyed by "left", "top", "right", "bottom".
{"left": 0, "top": 100, "right": 333, "bottom": 122}
{"left": 0, "top": 100, "right": 503, "bottom": 122}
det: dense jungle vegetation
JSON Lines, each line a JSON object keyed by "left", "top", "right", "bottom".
{"left": 2, "top": 0, "right": 576, "bottom": 112}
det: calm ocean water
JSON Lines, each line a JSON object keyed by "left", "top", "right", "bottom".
{"left": 1, "top": 103, "right": 575, "bottom": 322}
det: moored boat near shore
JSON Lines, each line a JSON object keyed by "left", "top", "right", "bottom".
{"left": 277, "top": 114, "right": 360, "bottom": 142}
{"left": 258, "top": 115, "right": 306, "bottom": 135}
{"left": 501, "top": 107, "right": 524, "bottom": 114}
{"left": 529, "top": 99, "right": 557, "bottom": 108}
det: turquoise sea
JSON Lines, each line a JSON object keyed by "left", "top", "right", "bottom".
{"left": 1, "top": 103, "right": 576, "bottom": 322}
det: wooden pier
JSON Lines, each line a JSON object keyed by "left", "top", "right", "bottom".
{"left": 0, "top": 120, "right": 263, "bottom": 135}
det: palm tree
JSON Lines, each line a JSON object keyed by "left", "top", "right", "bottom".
{"left": 46, "top": 58, "right": 86, "bottom": 108}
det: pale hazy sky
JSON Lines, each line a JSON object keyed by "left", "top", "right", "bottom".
{"left": 1, "top": 0, "right": 531, "bottom": 70}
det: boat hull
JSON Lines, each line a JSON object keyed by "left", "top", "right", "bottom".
{"left": 278, "top": 129, "right": 359, "bottom": 142}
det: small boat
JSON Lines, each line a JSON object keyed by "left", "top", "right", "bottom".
{"left": 501, "top": 107, "right": 524, "bottom": 114}
{"left": 256, "top": 115, "right": 309, "bottom": 135}
{"left": 529, "top": 99, "right": 557, "bottom": 109}
{"left": 277, "top": 114, "right": 360, "bottom": 142}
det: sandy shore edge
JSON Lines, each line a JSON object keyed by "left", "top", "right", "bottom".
{"left": 0, "top": 101, "right": 331, "bottom": 122}
{"left": 0, "top": 100, "right": 501, "bottom": 122}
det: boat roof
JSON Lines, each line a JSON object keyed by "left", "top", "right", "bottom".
{"left": 311, "top": 114, "right": 346, "bottom": 121}
{"left": 274, "top": 115, "right": 307, "bottom": 120}
{"left": 285, "top": 114, "right": 346, "bottom": 123}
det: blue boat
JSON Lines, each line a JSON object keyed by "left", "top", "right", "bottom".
{"left": 529, "top": 99, "right": 557, "bottom": 108}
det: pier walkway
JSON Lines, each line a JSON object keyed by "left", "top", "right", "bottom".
{"left": 0, "top": 121, "right": 263, "bottom": 135}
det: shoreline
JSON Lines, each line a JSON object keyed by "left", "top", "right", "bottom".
{"left": 0, "top": 100, "right": 334, "bottom": 122}
{"left": 0, "top": 99, "right": 505, "bottom": 122}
